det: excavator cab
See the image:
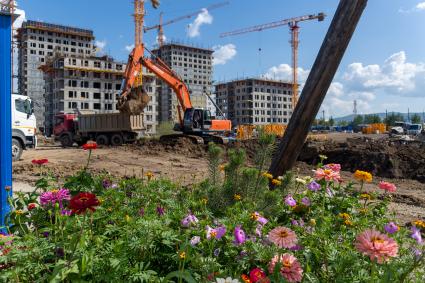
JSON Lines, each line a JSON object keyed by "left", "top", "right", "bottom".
{"left": 183, "top": 108, "right": 212, "bottom": 133}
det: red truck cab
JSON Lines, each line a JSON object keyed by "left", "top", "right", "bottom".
{"left": 53, "top": 114, "right": 78, "bottom": 146}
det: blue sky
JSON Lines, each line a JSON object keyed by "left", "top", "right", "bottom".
{"left": 18, "top": 0, "right": 425, "bottom": 118}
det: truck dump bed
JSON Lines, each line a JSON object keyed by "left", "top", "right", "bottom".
{"left": 77, "top": 113, "right": 144, "bottom": 133}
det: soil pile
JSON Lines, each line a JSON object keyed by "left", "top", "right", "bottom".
{"left": 299, "top": 137, "right": 425, "bottom": 182}
{"left": 134, "top": 138, "right": 207, "bottom": 158}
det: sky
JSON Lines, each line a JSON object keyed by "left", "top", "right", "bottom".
{"left": 16, "top": 0, "right": 425, "bottom": 118}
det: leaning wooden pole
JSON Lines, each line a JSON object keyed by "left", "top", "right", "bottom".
{"left": 269, "top": 0, "right": 368, "bottom": 178}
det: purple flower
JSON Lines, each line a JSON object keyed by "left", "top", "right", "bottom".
{"left": 156, "top": 206, "right": 165, "bottom": 216}
{"left": 233, "top": 225, "right": 246, "bottom": 245}
{"left": 40, "top": 188, "right": 71, "bottom": 208}
{"left": 255, "top": 224, "right": 263, "bottom": 237}
{"left": 43, "top": 232, "right": 50, "bottom": 237}
{"left": 181, "top": 213, "right": 199, "bottom": 227}
{"left": 285, "top": 195, "right": 297, "bottom": 207}
{"left": 190, "top": 236, "right": 201, "bottom": 246}
{"left": 411, "top": 248, "right": 422, "bottom": 260}
{"left": 301, "top": 197, "right": 311, "bottom": 207}
{"left": 102, "top": 179, "right": 112, "bottom": 188}
{"left": 291, "top": 219, "right": 299, "bottom": 226}
{"left": 384, "top": 222, "right": 399, "bottom": 234}
{"left": 252, "top": 212, "right": 268, "bottom": 225}
{"left": 139, "top": 208, "right": 145, "bottom": 216}
{"left": 60, "top": 209, "right": 72, "bottom": 216}
{"left": 213, "top": 248, "right": 221, "bottom": 257}
{"left": 308, "top": 181, "right": 321, "bottom": 192}
{"left": 326, "top": 187, "right": 334, "bottom": 197}
{"left": 411, "top": 226, "right": 423, "bottom": 244}
{"left": 289, "top": 244, "right": 303, "bottom": 251}
{"left": 206, "top": 225, "right": 226, "bottom": 240}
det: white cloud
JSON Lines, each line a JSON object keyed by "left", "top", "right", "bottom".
{"left": 125, "top": 44, "right": 135, "bottom": 52}
{"left": 342, "top": 51, "right": 425, "bottom": 96}
{"left": 212, "top": 44, "right": 237, "bottom": 65}
{"left": 264, "top": 64, "right": 310, "bottom": 82}
{"left": 95, "top": 40, "right": 107, "bottom": 52}
{"left": 187, "top": 9, "right": 213, "bottom": 38}
{"left": 416, "top": 2, "right": 425, "bottom": 10}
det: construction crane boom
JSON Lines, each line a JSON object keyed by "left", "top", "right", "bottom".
{"left": 220, "top": 13, "right": 326, "bottom": 109}
{"left": 144, "top": 1, "right": 229, "bottom": 46}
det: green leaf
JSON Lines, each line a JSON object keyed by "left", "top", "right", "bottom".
{"left": 164, "top": 271, "right": 197, "bottom": 283}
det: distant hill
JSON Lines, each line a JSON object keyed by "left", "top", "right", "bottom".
{"left": 334, "top": 112, "right": 425, "bottom": 123}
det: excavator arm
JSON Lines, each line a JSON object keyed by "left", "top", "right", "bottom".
{"left": 118, "top": 44, "right": 192, "bottom": 126}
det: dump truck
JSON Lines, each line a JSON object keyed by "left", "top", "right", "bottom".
{"left": 53, "top": 113, "right": 144, "bottom": 147}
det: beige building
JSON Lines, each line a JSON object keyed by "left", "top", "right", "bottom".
{"left": 152, "top": 42, "right": 213, "bottom": 122}
{"left": 42, "top": 56, "right": 158, "bottom": 136}
{"left": 215, "top": 78, "right": 294, "bottom": 127}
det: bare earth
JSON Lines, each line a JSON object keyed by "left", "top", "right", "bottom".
{"left": 12, "top": 133, "right": 425, "bottom": 224}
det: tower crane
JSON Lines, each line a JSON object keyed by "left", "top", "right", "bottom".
{"left": 144, "top": 1, "right": 229, "bottom": 47}
{"left": 220, "top": 13, "right": 326, "bottom": 109}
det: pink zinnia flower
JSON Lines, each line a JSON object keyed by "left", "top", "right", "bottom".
{"left": 378, "top": 181, "right": 396, "bottom": 193}
{"left": 268, "top": 226, "right": 298, "bottom": 249}
{"left": 355, "top": 229, "right": 399, "bottom": 263}
{"left": 324, "top": 163, "right": 341, "bottom": 172}
{"left": 40, "top": 188, "right": 71, "bottom": 208}
{"left": 268, "top": 253, "right": 303, "bottom": 282}
{"left": 314, "top": 168, "right": 340, "bottom": 182}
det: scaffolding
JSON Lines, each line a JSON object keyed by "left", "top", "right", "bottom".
{"left": 21, "top": 20, "right": 94, "bottom": 38}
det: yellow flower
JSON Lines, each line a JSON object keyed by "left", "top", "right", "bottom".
{"left": 15, "top": 210, "right": 24, "bottom": 215}
{"left": 338, "top": 213, "right": 351, "bottom": 220}
{"left": 413, "top": 220, "right": 425, "bottom": 228}
{"left": 359, "top": 208, "right": 368, "bottom": 214}
{"left": 309, "top": 219, "right": 316, "bottom": 226}
{"left": 219, "top": 164, "right": 226, "bottom": 172}
{"left": 354, "top": 170, "right": 373, "bottom": 183}
{"left": 234, "top": 194, "right": 242, "bottom": 201}
{"left": 295, "top": 177, "right": 307, "bottom": 185}
{"left": 250, "top": 212, "right": 259, "bottom": 221}
{"left": 201, "top": 198, "right": 208, "bottom": 205}
{"left": 262, "top": 172, "right": 273, "bottom": 180}
{"left": 179, "top": 251, "right": 186, "bottom": 259}
{"left": 125, "top": 215, "right": 131, "bottom": 222}
{"left": 344, "top": 219, "right": 354, "bottom": 226}
{"left": 271, "top": 179, "right": 282, "bottom": 186}
{"left": 107, "top": 207, "right": 113, "bottom": 212}
{"left": 145, "top": 171, "right": 154, "bottom": 180}
{"left": 51, "top": 189, "right": 59, "bottom": 194}
{"left": 360, "top": 193, "right": 372, "bottom": 200}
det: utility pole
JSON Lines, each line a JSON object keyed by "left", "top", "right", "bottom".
{"left": 269, "top": 0, "right": 368, "bottom": 179}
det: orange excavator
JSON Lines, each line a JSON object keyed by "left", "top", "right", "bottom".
{"left": 117, "top": 44, "right": 232, "bottom": 144}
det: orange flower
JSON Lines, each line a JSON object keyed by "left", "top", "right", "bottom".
{"left": 412, "top": 220, "right": 425, "bottom": 229}
{"left": 262, "top": 172, "right": 273, "bottom": 180}
{"left": 234, "top": 194, "right": 242, "bottom": 201}
{"left": 272, "top": 179, "right": 282, "bottom": 186}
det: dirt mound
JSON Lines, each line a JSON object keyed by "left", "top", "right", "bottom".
{"left": 134, "top": 138, "right": 207, "bottom": 158}
{"left": 299, "top": 137, "right": 425, "bottom": 182}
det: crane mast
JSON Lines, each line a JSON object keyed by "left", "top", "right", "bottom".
{"left": 220, "top": 13, "right": 326, "bottom": 110}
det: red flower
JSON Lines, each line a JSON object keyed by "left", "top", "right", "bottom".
{"left": 27, "top": 203, "right": 38, "bottom": 211}
{"left": 249, "top": 268, "right": 270, "bottom": 283}
{"left": 82, "top": 143, "right": 97, "bottom": 150}
{"left": 68, "top": 192, "right": 100, "bottom": 214}
{"left": 31, "top": 159, "right": 48, "bottom": 165}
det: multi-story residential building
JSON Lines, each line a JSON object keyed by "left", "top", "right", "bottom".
{"left": 152, "top": 42, "right": 213, "bottom": 122}
{"left": 16, "top": 20, "right": 95, "bottom": 128}
{"left": 42, "top": 56, "right": 158, "bottom": 136}
{"left": 215, "top": 78, "right": 294, "bottom": 127}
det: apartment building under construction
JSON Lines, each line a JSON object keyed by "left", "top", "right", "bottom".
{"left": 215, "top": 78, "right": 294, "bottom": 127}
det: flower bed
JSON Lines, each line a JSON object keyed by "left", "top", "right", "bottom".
{"left": 1, "top": 138, "right": 424, "bottom": 282}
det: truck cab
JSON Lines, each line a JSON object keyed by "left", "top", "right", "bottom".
{"left": 12, "top": 94, "right": 37, "bottom": 161}
{"left": 407, "top": 124, "right": 423, "bottom": 136}
{"left": 53, "top": 113, "right": 77, "bottom": 147}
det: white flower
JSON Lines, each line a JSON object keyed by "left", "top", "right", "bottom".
{"left": 216, "top": 277, "right": 240, "bottom": 283}
{"left": 295, "top": 177, "right": 307, "bottom": 185}
{"left": 277, "top": 175, "right": 284, "bottom": 180}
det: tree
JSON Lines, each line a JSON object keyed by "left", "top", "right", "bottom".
{"left": 337, "top": 120, "right": 349, "bottom": 127}
{"left": 364, "top": 114, "right": 381, "bottom": 124}
{"left": 352, "top": 115, "right": 364, "bottom": 126}
{"left": 411, "top": 114, "right": 422, "bottom": 124}
{"left": 384, "top": 113, "right": 404, "bottom": 126}
{"left": 328, "top": 116, "right": 335, "bottom": 126}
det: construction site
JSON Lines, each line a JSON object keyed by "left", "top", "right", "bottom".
{"left": 1, "top": 0, "right": 425, "bottom": 281}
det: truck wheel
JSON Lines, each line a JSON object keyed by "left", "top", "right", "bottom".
{"left": 60, "top": 134, "right": 73, "bottom": 147}
{"left": 12, "top": 138, "right": 23, "bottom": 161}
{"left": 96, "top": 135, "right": 109, "bottom": 146}
{"left": 110, "top": 134, "right": 123, "bottom": 146}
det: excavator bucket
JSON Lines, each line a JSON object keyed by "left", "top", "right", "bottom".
{"left": 118, "top": 86, "right": 150, "bottom": 115}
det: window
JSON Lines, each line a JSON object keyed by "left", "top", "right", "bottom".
{"left": 68, "top": 91, "right": 76, "bottom": 98}
{"left": 93, "top": 82, "right": 101, "bottom": 89}
{"left": 115, "top": 84, "right": 121, "bottom": 91}
{"left": 93, "top": 93, "right": 101, "bottom": 99}
{"left": 81, "top": 92, "right": 89, "bottom": 98}
{"left": 105, "top": 103, "right": 112, "bottom": 110}
{"left": 80, "top": 102, "right": 89, "bottom": 109}
{"left": 94, "top": 61, "right": 101, "bottom": 68}
{"left": 15, "top": 99, "right": 32, "bottom": 114}
{"left": 68, "top": 102, "right": 77, "bottom": 109}
{"left": 94, "top": 72, "right": 101, "bottom": 78}
{"left": 93, "top": 103, "right": 101, "bottom": 110}
{"left": 104, "top": 93, "right": 112, "bottom": 100}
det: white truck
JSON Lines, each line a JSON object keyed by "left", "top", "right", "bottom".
{"left": 12, "top": 94, "right": 37, "bottom": 161}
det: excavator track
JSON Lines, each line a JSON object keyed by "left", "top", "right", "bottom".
{"left": 159, "top": 134, "right": 205, "bottom": 145}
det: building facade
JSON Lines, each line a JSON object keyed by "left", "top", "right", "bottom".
{"left": 17, "top": 20, "right": 95, "bottom": 128}
{"left": 152, "top": 42, "right": 213, "bottom": 122}
{"left": 215, "top": 78, "right": 294, "bottom": 127}
{"left": 42, "top": 56, "right": 158, "bottom": 136}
